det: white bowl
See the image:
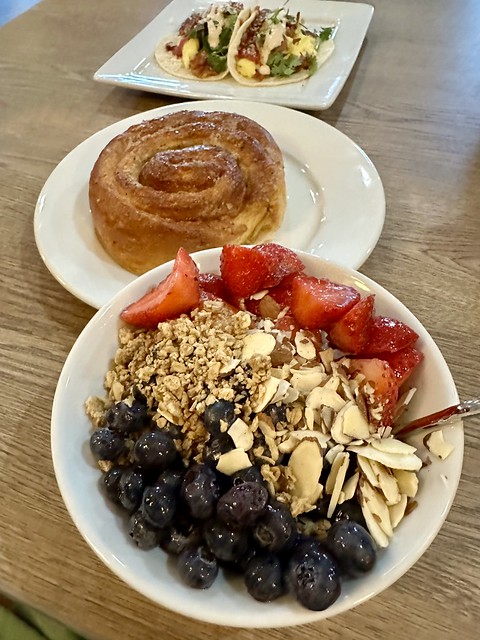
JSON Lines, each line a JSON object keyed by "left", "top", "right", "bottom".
{"left": 51, "top": 248, "right": 463, "bottom": 628}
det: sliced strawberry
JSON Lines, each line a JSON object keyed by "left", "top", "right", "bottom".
{"left": 290, "top": 275, "right": 361, "bottom": 331}
{"left": 198, "top": 272, "right": 230, "bottom": 301}
{"left": 274, "top": 313, "right": 300, "bottom": 333}
{"left": 268, "top": 272, "right": 298, "bottom": 309}
{"left": 378, "top": 347, "right": 424, "bottom": 386}
{"left": 349, "top": 358, "right": 399, "bottom": 427}
{"left": 329, "top": 295, "right": 375, "bottom": 354}
{"left": 120, "top": 247, "right": 200, "bottom": 329}
{"left": 363, "top": 315, "right": 419, "bottom": 354}
{"left": 220, "top": 245, "right": 268, "bottom": 298}
{"left": 252, "top": 243, "right": 304, "bottom": 288}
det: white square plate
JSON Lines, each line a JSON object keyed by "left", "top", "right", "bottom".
{"left": 94, "top": 0, "right": 374, "bottom": 110}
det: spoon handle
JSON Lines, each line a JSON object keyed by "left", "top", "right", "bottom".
{"left": 394, "top": 397, "right": 480, "bottom": 438}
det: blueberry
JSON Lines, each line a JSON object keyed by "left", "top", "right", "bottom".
{"left": 203, "top": 433, "right": 233, "bottom": 466}
{"left": 263, "top": 403, "right": 287, "bottom": 425}
{"left": 160, "top": 520, "right": 203, "bottom": 556}
{"left": 203, "top": 518, "right": 249, "bottom": 563}
{"left": 155, "top": 468, "right": 184, "bottom": 495}
{"left": 326, "top": 520, "right": 376, "bottom": 577}
{"left": 103, "top": 466, "right": 124, "bottom": 504}
{"left": 118, "top": 468, "right": 145, "bottom": 512}
{"left": 105, "top": 400, "right": 149, "bottom": 434}
{"left": 332, "top": 499, "right": 367, "bottom": 529}
{"left": 231, "top": 465, "right": 266, "bottom": 487}
{"left": 142, "top": 484, "right": 176, "bottom": 529}
{"left": 287, "top": 538, "right": 341, "bottom": 611}
{"left": 133, "top": 430, "right": 177, "bottom": 470}
{"left": 253, "top": 500, "right": 297, "bottom": 553}
{"left": 203, "top": 400, "right": 236, "bottom": 436}
{"left": 217, "top": 481, "right": 268, "bottom": 530}
{"left": 244, "top": 552, "right": 285, "bottom": 602}
{"left": 129, "top": 509, "right": 160, "bottom": 550}
{"left": 89, "top": 428, "right": 125, "bottom": 461}
{"left": 181, "top": 463, "right": 220, "bottom": 520}
{"left": 177, "top": 545, "right": 219, "bottom": 589}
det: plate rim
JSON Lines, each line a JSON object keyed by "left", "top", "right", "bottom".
{"left": 34, "top": 99, "right": 385, "bottom": 309}
{"left": 93, "top": 0, "right": 374, "bottom": 110}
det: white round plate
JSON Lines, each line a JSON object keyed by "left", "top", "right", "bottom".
{"left": 34, "top": 100, "right": 385, "bottom": 309}
{"left": 51, "top": 248, "right": 462, "bottom": 628}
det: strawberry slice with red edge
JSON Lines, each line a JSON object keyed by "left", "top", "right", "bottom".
{"left": 349, "top": 357, "right": 399, "bottom": 427}
{"left": 220, "top": 245, "right": 268, "bottom": 299}
{"left": 329, "top": 295, "right": 375, "bottom": 354}
{"left": 252, "top": 243, "right": 304, "bottom": 288}
{"left": 268, "top": 272, "right": 298, "bottom": 309}
{"left": 120, "top": 247, "right": 200, "bottom": 329}
{"left": 363, "top": 315, "right": 419, "bottom": 354}
{"left": 198, "top": 272, "right": 230, "bottom": 302}
{"left": 377, "top": 346, "right": 424, "bottom": 386}
{"left": 290, "top": 275, "right": 361, "bottom": 331}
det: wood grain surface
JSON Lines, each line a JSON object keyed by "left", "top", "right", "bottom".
{"left": 0, "top": 1, "right": 479, "bottom": 638}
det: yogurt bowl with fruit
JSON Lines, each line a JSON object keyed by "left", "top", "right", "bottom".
{"left": 51, "top": 244, "right": 463, "bottom": 628}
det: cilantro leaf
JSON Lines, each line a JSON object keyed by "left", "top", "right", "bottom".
{"left": 267, "top": 51, "right": 302, "bottom": 77}
{"left": 319, "top": 26, "right": 334, "bottom": 41}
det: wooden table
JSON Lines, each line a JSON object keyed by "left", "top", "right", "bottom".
{"left": 1, "top": 0, "right": 479, "bottom": 638}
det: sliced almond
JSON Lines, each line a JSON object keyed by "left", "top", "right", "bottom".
{"left": 370, "top": 437, "right": 417, "bottom": 455}
{"left": 219, "top": 358, "right": 240, "bottom": 375}
{"left": 325, "top": 450, "right": 347, "bottom": 494}
{"left": 369, "top": 459, "right": 401, "bottom": 506}
{"left": 425, "top": 430, "right": 454, "bottom": 460}
{"left": 330, "top": 401, "right": 356, "bottom": 445}
{"left": 250, "top": 289, "right": 269, "bottom": 300}
{"left": 306, "top": 386, "right": 347, "bottom": 413}
{"left": 291, "top": 430, "right": 331, "bottom": 449}
{"left": 357, "top": 455, "right": 380, "bottom": 488}
{"left": 325, "top": 443, "right": 345, "bottom": 466}
{"left": 252, "top": 377, "right": 281, "bottom": 413}
{"left": 348, "top": 444, "right": 423, "bottom": 472}
{"left": 216, "top": 448, "right": 252, "bottom": 475}
{"left": 288, "top": 439, "right": 323, "bottom": 498}
{"left": 290, "top": 367, "right": 327, "bottom": 393}
{"left": 359, "top": 495, "right": 390, "bottom": 548}
{"left": 242, "top": 332, "right": 276, "bottom": 360}
{"left": 294, "top": 332, "right": 317, "bottom": 360}
{"left": 327, "top": 452, "right": 350, "bottom": 518}
{"left": 359, "top": 476, "right": 393, "bottom": 538}
{"left": 392, "top": 469, "right": 419, "bottom": 498}
{"left": 304, "top": 406, "right": 315, "bottom": 430}
{"left": 389, "top": 494, "right": 408, "bottom": 528}
{"left": 341, "top": 403, "right": 371, "bottom": 440}
{"left": 338, "top": 471, "right": 359, "bottom": 504}
{"left": 227, "top": 418, "right": 254, "bottom": 451}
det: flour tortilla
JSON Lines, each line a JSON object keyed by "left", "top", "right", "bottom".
{"left": 154, "top": 35, "right": 230, "bottom": 81}
{"left": 227, "top": 9, "right": 335, "bottom": 87}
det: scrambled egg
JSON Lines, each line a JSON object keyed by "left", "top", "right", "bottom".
{"left": 236, "top": 58, "right": 256, "bottom": 78}
{"left": 182, "top": 37, "right": 199, "bottom": 69}
{"left": 288, "top": 34, "right": 316, "bottom": 57}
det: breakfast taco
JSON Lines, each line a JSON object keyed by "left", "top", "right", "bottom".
{"left": 227, "top": 5, "right": 335, "bottom": 85}
{"left": 155, "top": 2, "right": 246, "bottom": 81}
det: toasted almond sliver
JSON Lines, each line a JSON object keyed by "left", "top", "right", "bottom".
{"left": 342, "top": 403, "right": 371, "bottom": 440}
{"left": 294, "top": 332, "right": 317, "bottom": 360}
{"left": 368, "top": 459, "right": 401, "bottom": 506}
{"left": 359, "top": 477, "right": 393, "bottom": 538}
{"left": 389, "top": 494, "right": 408, "bottom": 528}
{"left": 359, "top": 495, "right": 390, "bottom": 548}
{"left": 338, "top": 471, "right": 359, "bottom": 504}
{"left": 392, "top": 469, "right": 419, "bottom": 498}
{"left": 306, "top": 386, "right": 346, "bottom": 413}
{"left": 288, "top": 439, "right": 323, "bottom": 498}
{"left": 242, "top": 331, "right": 276, "bottom": 360}
{"left": 330, "top": 401, "right": 356, "bottom": 445}
{"left": 358, "top": 455, "right": 380, "bottom": 487}
{"left": 348, "top": 444, "right": 422, "bottom": 472}
{"left": 252, "top": 377, "right": 281, "bottom": 413}
{"left": 327, "top": 452, "right": 350, "bottom": 518}
{"left": 325, "top": 443, "right": 345, "bottom": 466}
{"left": 325, "top": 450, "right": 347, "bottom": 495}
{"left": 227, "top": 418, "right": 254, "bottom": 451}
{"left": 425, "top": 430, "right": 454, "bottom": 460}
{"left": 370, "top": 437, "right": 417, "bottom": 455}
{"left": 291, "top": 430, "right": 331, "bottom": 449}
{"left": 216, "top": 449, "right": 252, "bottom": 475}
{"left": 290, "top": 368, "right": 326, "bottom": 393}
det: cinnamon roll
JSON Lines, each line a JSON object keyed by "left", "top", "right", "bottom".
{"left": 89, "top": 110, "right": 286, "bottom": 275}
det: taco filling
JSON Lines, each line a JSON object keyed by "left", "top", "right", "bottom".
{"left": 162, "top": 2, "right": 245, "bottom": 79}
{"left": 232, "top": 6, "right": 334, "bottom": 82}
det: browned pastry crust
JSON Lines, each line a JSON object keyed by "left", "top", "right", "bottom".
{"left": 89, "top": 110, "right": 286, "bottom": 275}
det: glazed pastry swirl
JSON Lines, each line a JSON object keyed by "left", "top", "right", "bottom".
{"left": 89, "top": 110, "right": 286, "bottom": 275}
